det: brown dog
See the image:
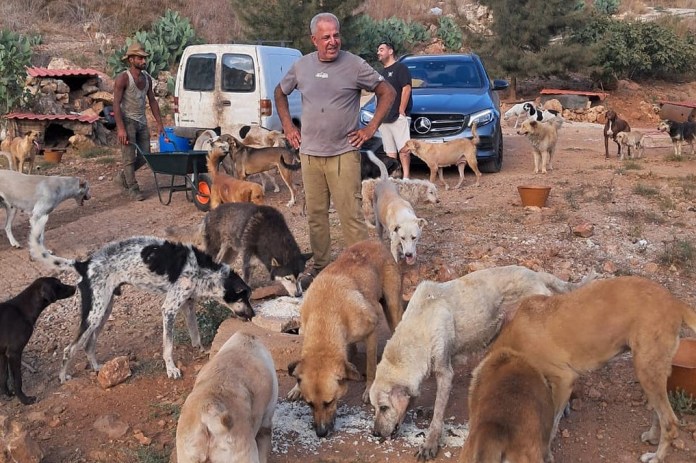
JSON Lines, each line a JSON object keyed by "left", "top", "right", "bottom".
{"left": 517, "top": 118, "right": 563, "bottom": 174}
{"left": 287, "top": 240, "right": 403, "bottom": 437}
{"left": 492, "top": 276, "right": 696, "bottom": 463}
{"left": 403, "top": 123, "right": 481, "bottom": 189}
{"left": 206, "top": 147, "right": 264, "bottom": 208}
{"left": 176, "top": 331, "right": 277, "bottom": 463}
{"left": 604, "top": 110, "right": 631, "bottom": 159}
{"left": 1, "top": 130, "right": 41, "bottom": 174}
{"left": 459, "top": 347, "right": 555, "bottom": 463}
{"left": 223, "top": 135, "right": 301, "bottom": 207}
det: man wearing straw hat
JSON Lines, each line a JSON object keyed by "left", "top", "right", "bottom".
{"left": 113, "top": 42, "right": 167, "bottom": 201}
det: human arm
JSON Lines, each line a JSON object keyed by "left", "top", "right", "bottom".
{"left": 348, "top": 80, "right": 395, "bottom": 148}
{"left": 274, "top": 84, "right": 301, "bottom": 150}
{"left": 399, "top": 84, "right": 411, "bottom": 117}
{"left": 112, "top": 72, "right": 128, "bottom": 145}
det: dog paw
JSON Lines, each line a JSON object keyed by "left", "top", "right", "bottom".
{"left": 18, "top": 395, "right": 36, "bottom": 405}
{"left": 362, "top": 388, "right": 370, "bottom": 404}
{"left": 273, "top": 187, "right": 280, "bottom": 193}
{"left": 415, "top": 442, "right": 439, "bottom": 461}
{"left": 286, "top": 200, "right": 296, "bottom": 207}
{"left": 10, "top": 243, "right": 22, "bottom": 249}
{"left": 639, "top": 452, "right": 659, "bottom": 463}
{"left": 166, "top": 367, "right": 182, "bottom": 379}
{"left": 287, "top": 384, "right": 302, "bottom": 401}
{"left": 640, "top": 430, "right": 659, "bottom": 445}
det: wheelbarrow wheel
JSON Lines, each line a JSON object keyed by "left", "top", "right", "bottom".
{"left": 193, "top": 173, "right": 212, "bottom": 212}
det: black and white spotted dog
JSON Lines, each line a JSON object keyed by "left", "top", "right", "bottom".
{"left": 523, "top": 102, "right": 560, "bottom": 123}
{"left": 29, "top": 236, "right": 254, "bottom": 382}
{"left": 658, "top": 119, "right": 696, "bottom": 156}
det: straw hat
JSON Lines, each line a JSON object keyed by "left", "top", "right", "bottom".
{"left": 122, "top": 42, "right": 149, "bottom": 60}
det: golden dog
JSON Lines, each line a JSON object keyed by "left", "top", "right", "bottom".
{"left": 176, "top": 332, "right": 278, "bottom": 463}
{"left": 403, "top": 122, "right": 481, "bottom": 189}
{"left": 517, "top": 118, "right": 563, "bottom": 174}
{"left": 492, "top": 276, "right": 696, "bottom": 463}
{"left": 287, "top": 240, "right": 403, "bottom": 437}
{"left": 459, "top": 347, "right": 555, "bottom": 463}
{"left": 1, "top": 130, "right": 41, "bottom": 174}
{"left": 206, "top": 147, "right": 264, "bottom": 208}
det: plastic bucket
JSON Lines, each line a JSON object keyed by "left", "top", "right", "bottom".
{"left": 159, "top": 127, "right": 192, "bottom": 152}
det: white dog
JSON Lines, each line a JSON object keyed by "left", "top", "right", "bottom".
{"left": 0, "top": 170, "right": 90, "bottom": 250}
{"left": 366, "top": 151, "right": 427, "bottom": 265}
{"left": 504, "top": 101, "right": 535, "bottom": 128}
{"left": 523, "top": 102, "right": 560, "bottom": 123}
{"left": 176, "top": 332, "right": 278, "bottom": 463}
{"left": 369, "top": 265, "right": 595, "bottom": 460}
{"left": 361, "top": 177, "right": 439, "bottom": 228}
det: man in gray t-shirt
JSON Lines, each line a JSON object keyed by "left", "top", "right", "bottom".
{"left": 275, "top": 12, "right": 395, "bottom": 289}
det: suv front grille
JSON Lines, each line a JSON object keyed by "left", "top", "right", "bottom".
{"left": 410, "top": 113, "right": 469, "bottom": 138}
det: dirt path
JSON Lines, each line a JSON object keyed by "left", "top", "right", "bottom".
{"left": 1, "top": 121, "right": 696, "bottom": 462}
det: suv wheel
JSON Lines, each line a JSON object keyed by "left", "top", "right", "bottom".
{"left": 480, "top": 128, "right": 503, "bottom": 173}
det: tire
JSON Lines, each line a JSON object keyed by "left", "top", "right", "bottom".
{"left": 479, "top": 128, "right": 503, "bottom": 173}
{"left": 193, "top": 173, "right": 212, "bottom": 212}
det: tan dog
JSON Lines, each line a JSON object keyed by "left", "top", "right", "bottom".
{"left": 459, "top": 347, "right": 555, "bottom": 463}
{"left": 615, "top": 131, "right": 645, "bottom": 160}
{"left": 403, "top": 122, "right": 481, "bottom": 189}
{"left": 176, "top": 331, "right": 278, "bottom": 463}
{"left": 223, "top": 135, "right": 300, "bottom": 207}
{"left": 1, "top": 130, "right": 41, "bottom": 174}
{"left": 361, "top": 177, "right": 439, "bottom": 228}
{"left": 287, "top": 240, "right": 403, "bottom": 437}
{"left": 517, "top": 118, "right": 563, "bottom": 174}
{"left": 493, "top": 276, "right": 696, "bottom": 463}
{"left": 366, "top": 150, "right": 427, "bottom": 265}
{"left": 206, "top": 147, "right": 264, "bottom": 208}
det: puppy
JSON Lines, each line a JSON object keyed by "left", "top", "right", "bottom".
{"left": 615, "top": 131, "right": 645, "bottom": 160}
{"left": 207, "top": 147, "right": 264, "bottom": 208}
{"left": 0, "top": 170, "right": 90, "bottom": 250}
{"left": 0, "top": 130, "right": 41, "bottom": 174}
{"left": 403, "top": 123, "right": 481, "bottom": 189}
{"left": 369, "top": 265, "right": 594, "bottom": 460}
{"left": 517, "top": 118, "right": 563, "bottom": 174}
{"left": 0, "top": 277, "right": 75, "bottom": 404}
{"left": 493, "top": 276, "right": 696, "bottom": 463}
{"left": 176, "top": 332, "right": 278, "bottom": 463}
{"left": 604, "top": 110, "right": 631, "bottom": 159}
{"left": 223, "top": 135, "right": 301, "bottom": 207}
{"left": 366, "top": 151, "right": 427, "bottom": 265}
{"left": 658, "top": 119, "right": 696, "bottom": 157}
{"left": 458, "top": 347, "right": 555, "bottom": 463}
{"left": 287, "top": 240, "right": 403, "bottom": 437}
{"left": 30, "top": 236, "right": 255, "bottom": 382}
{"left": 361, "top": 178, "right": 439, "bottom": 228}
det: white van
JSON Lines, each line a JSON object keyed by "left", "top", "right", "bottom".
{"left": 174, "top": 44, "right": 302, "bottom": 138}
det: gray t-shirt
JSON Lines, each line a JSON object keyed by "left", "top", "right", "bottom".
{"left": 279, "top": 50, "right": 384, "bottom": 157}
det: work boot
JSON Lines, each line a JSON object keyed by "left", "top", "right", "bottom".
{"left": 299, "top": 267, "right": 322, "bottom": 291}
{"left": 113, "top": 170, "right": 127, "bottom": 190}
{"left": 128, "top": 186, "right": 145, "bottom": 201}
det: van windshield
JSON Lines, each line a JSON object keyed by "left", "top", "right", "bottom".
{"left": 183, "top": 53, "right": 215, "bottom": 91}
{"left": 222, "top": 54, "right": 255, "bottom": 92}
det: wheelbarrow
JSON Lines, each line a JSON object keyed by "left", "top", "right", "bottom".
{"left": 134, "top": 144, "right": 213, "bottom": 211}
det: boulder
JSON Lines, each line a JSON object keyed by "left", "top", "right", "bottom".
{"left": 0, "top": 416, "right": 44, "bottom": 463}
{"left": 97, "top": 356, "right": 131, "bottom": 389}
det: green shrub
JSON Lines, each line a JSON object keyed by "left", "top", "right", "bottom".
{"left": 0, "top": 29, "right": 34, "bottom": 113}
{"left": 437, "top": 16, "right": 463, "bottom": 52}
{"left": 347, "top": 15, "right": 431, "bottom": 64}
{"left": 594, "top": 0, "right": 620, "bottom": 15}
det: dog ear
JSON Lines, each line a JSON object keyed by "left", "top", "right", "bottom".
{"left": 342, "top": 361, "right": 362, "bottom": 382}
{"left": 288, "top": 360, "right": 302, "bottom": 378}
{"left": 391, "top": 224, "right": 400, "bottom": 234}
{"left": 417, "top": 217, "right": 428, "bottom": 228}
{"left": 389, "top": 385, "right": 412, "bottom": 411}
{"left": 271, "top": 257, "right": 280, "bottom": 268}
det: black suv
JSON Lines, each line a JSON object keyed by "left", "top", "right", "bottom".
{"left": 360, "top": 53, "right": 509, "bottom": 172}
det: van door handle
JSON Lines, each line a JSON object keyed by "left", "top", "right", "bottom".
{"left": 219, "top": 100, "right": 231, "bottom": 106}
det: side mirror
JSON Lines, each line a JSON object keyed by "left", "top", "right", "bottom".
{"left": 492, "top": 79, "right": 510, "bottom": 91}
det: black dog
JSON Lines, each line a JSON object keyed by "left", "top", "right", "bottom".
{"left": 361, "top": 151, "right": 400, "bottom": 180}
{"left": 658, "top": 119, "right": 696, "bottom": 157}
{"left": 0, "top": 277, "right": 75, "bottom": 404}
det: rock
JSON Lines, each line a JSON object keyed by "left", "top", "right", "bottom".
{"left": 543, "top": 98, "right": 563, "bottom": 113}
{"left": 561, "top": 428, "right": 571, "bottom": 438}
{"left": 90, "top": 91, "right": 114, "bottom": 104}
{"left": 602, "top": 261, "right": 617, "bottom": 273}
{"left": 133, "top": 430, "right": 152, "bottom": 445}
{"left": 251, "top": 283, "right": 288, "bottom": 300}
{"left": 671, "top": 438, "right": 685, "bottom": 450}
{"left": 572, "top": 222, "right": 594, "bottom": 238}
{"left": 0, "top": 417, "right": 44, "bottom": 463}
{"left": 97, "top": 356, "right": 131, "bottom": 389}
{"left": 588, "top": 387, "right": 602, "bottom": 399}
{"left": 570, "top": 398, "right": 583, "bottom": 411}
{"left": 93, "top": 414, "right": 129, "bottom": 439}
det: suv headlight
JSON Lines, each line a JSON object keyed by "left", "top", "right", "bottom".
{"left": 360, "top": 109, "right": 374, "bottom": 126}
{"left": 469, "top": 109, "right": 495, "bottom": 127}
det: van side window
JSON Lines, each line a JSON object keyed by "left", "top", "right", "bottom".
{"left": 222, "top": 54, "right": 255, "bottom": 92}
{"left": 184, "top": 53, "right": 216, "bottom": 91}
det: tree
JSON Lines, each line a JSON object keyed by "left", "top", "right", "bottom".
{"left": 473, "top": 0, "right": 593, "bottom": 99}
{"left": 229, "top": 0, "right": 363, "bottom": 53}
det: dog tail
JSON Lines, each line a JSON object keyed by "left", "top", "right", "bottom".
{"left": 29, "top": 227, "right": 78, "bottom": 273}
{"left": 365, "top": 150, "right": 388, "bottom": 180}
{"left": 280, "top": 151, "right": 302, "bottom": 171}
{"left": 206, "top": 147, "right": 226, "bottom": 182}
{"left": 470, "top": 121, "right": 480, "bottom": 146}
{"left": 544, "top": 268, "right": 596, "bottom": 294}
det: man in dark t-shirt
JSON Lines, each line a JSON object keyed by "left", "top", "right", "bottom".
{"left": 377, "top": 41, "right": 413, "bottom": 178}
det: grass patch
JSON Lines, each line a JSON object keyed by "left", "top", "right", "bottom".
{"left": 665, "top": 153, "right": 685, "bottom": 162}
{"left": 134, "top": 447, "right": 170, "bottom": 463}
{"left": 175, "top": 300, "right": 232, "bottom": 347}
{"left": 79, "top": 147, "right": 113, "bottom": 158}
{"left": 633, "top": 183, "right": 659, "bottom": 197}
{"left": 658, "top": 238, "right": 696, "bottom": 272}
{"left": 149, "top": 402, "right": 181, "bottom": 421}
{"left": 623, "top": 160, "right": 642, "bottom": 170}
{"left": 95, "top": 156, "right": 116, "bottom": 165}
{"left": 669, "top": 389, "right": 696, "bottom": 415}
{"left": 132, "top": 358, "right": 165, "bottom": 377}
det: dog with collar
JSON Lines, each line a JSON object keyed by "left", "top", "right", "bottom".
{"left": 0, "top": 170, "right": 90, "bottom": 250}
{"left": 30, "top": 235, "right": 255, "bottom": 382}
{"left": 658, "top": 119, "right": 696, "bottom": 157}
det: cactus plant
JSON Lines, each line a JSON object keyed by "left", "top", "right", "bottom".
{"left": 0, "top": 29, "right": 34, "bottom": 113}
